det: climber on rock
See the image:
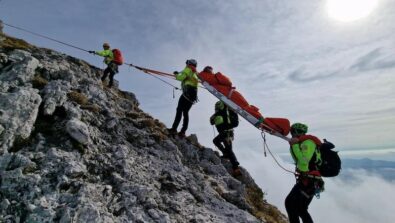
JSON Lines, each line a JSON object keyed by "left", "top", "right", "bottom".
{"left": 89, "top": 43, "right": 123, "bottom": 88}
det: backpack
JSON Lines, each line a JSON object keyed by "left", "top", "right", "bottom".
{"left": 299, "top": 135, "right": 341, "bottom": 177}
{"left": 318, "top": 139, "right": 341, "bottom": 177}
{"left": 227, "top": 108, "right": 239, "bottom": 128}
{"left": 112, "top": 49, "right": 123, "bottom": 65}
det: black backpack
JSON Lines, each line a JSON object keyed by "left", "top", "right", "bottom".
{"left": 318, "top": 139, "right": 341, "bottom": 177}
{"left": 227, "top": 108, "right": 239, "bottom": 128}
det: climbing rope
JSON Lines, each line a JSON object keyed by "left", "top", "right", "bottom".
{"left": 126, "top": 63, "right": 176, "bottom": 79}
{"left": 3, "top": 21, "right": 207, "bottom": 92}
{"left": 125, "top": 64, "right": 180, "bottom": 98}
{"left": 127, "top": 63, "right": 207, "bottom": 90}
{"left": 2, "top": 21, "right": 188, "bottom": 92}
{"left": 3, "top": 21, "right": 298, "bottom": 175}
{"left": 3, "top": 22, "right": 90, "bottom": 53}
{"left": 261, "top": 131, "right": 296, "bottom": 175}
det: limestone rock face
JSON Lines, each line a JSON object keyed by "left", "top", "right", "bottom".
{"left": 66, "top": 118, "right": 91, "bottom": 145}
{"left": 0, "top": 88, "right": 42, "bottom": 153}
{"left": 0, "top": 34, "right": 287, "bottom": 223}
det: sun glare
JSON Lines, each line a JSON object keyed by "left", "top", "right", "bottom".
{"left": 326, "top": 0, "right": 379, "bottom": 22}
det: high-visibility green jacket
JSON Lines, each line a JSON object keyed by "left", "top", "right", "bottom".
{"left": 210, "top": 108, "right": 232, "bottom": 132}
{"left": 96, "top": 49, "right": 113, "bottom": 64}
{"left": 176, "top": 66, "right": 199, "bottom": 89}
{"left": 290, "top": 139, "right": 317, "bottom": 172}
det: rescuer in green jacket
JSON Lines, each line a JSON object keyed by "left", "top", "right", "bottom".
{"left": 89, "top": 43, "right": 118, "bottom": 88}
{"left": 285, "top": 123, "right": 324, "bottom": 223}
{"left": 210, "top": 100, "right": 241, "bottom": 176}
{"left": 167, "top": 59, "right": 199, "bottom": 138}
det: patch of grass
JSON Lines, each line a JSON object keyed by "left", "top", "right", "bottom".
{"left": 125, "top": 111, "right": 139, "bottom": 119}
{"left": 80, "top": 104, "right": 101, "bottom": 113}
{"left": 246, "top": 186, "right": 264, "bottom": 208}
{"left": 154, "top": 119, "right": 166, "bottom": 129}
{"left": 140, "top": 119, "right": 156, "bottom": 129}
{"left": 152, "top": 132, "right": 166, "bottom": 142}
{"left": 245, "top": 186, "right": 286, "bottom": 223}
{"left": 67, "top": 91, "right": 88, "bottom": 106}
{"left": 32, "top": 74, "right": 48, "bottom": 89}
{"left": 0, "top": 34, "right": 34, "bottom": 52}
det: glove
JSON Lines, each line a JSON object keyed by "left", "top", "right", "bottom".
{"left": 289, "top": 137, "right": 300, "bottom": 145}
{"left": 210, "top": 115, "right": 215, "bottom": 125}
{"left": 173, "top": 71, "right": 179, "bottom": 75}
{"left": 88, "top": 51, "right": 95, "bottom": 54}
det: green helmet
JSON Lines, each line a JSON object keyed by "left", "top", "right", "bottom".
{"left": 290, "top": 123, "right": 308, "bottom": 135}
{"left": 215, "top": 101, "right": 225, "bottom": 111}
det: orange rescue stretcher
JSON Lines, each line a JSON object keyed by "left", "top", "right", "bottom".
{"left": 198, "top": 71, "right": 291, "bottom": 140}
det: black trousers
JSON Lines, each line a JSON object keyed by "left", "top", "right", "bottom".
{"left": 213, "top": 131, "right": 239, "bottom": 168}
{"left": 171, "top": 95, "right": 193, "bottom": 133}
{"left": 285, "top": 182, "right": 315, "bottom": 223}
{"left": 102, "top": 62, "right": 118, "bottom": 87}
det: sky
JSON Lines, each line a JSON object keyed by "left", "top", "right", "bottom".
{"left": 1, "top": 0, "right": 395, "bottom": 222}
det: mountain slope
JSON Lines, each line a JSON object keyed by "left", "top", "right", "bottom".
{"left": 0, "top": 33, "right": 287, "bottom": 223}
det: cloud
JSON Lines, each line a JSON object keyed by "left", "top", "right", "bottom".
{"left": 286, "top": 46, "right": 395, "bottom": 83}
{"left": 311, "top": 170, "right": 395, "bottom": 223}
{"left": 2, "top": 1, "right": 395, "bottom": 221}
{"left": 240, "top": 149, "right": 395, "bottom": 223}
{"left": 350, "top": 48, "right": 395, "bottom": 72}
{"left": 288, "top": 68, "right": 340, "bottom": 82}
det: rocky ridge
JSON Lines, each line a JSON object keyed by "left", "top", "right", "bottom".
{"left": 0, "top": 33, "right": 287, "bottom": 223}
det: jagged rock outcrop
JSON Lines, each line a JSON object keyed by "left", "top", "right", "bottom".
{"left": 0, "top": 34, "right": 287, "bottom": 223}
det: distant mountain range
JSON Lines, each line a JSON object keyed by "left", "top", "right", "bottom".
{"left": 281, "top": 156, "right": 395, "bottom": 181}
{"left": 342, "top": 158, "right": 395, "bottom": 169}
{"left": 341, "top": 158, "right": 395, "bottom": 181}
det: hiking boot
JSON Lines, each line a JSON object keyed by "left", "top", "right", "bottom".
{"left": 220, "top": 155, "right": 230, "bottom": 161}
{"left": 232, "top": 167, "right": 242, "bottom": 177}
{"left": 220, "top": 155, "right": 230, "bottom": 159}
{"left": 178, "top": 131, "right": 186, "bottom": 138}
{"left": 166, "top": 128, "right": 177, "bottom": 135}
